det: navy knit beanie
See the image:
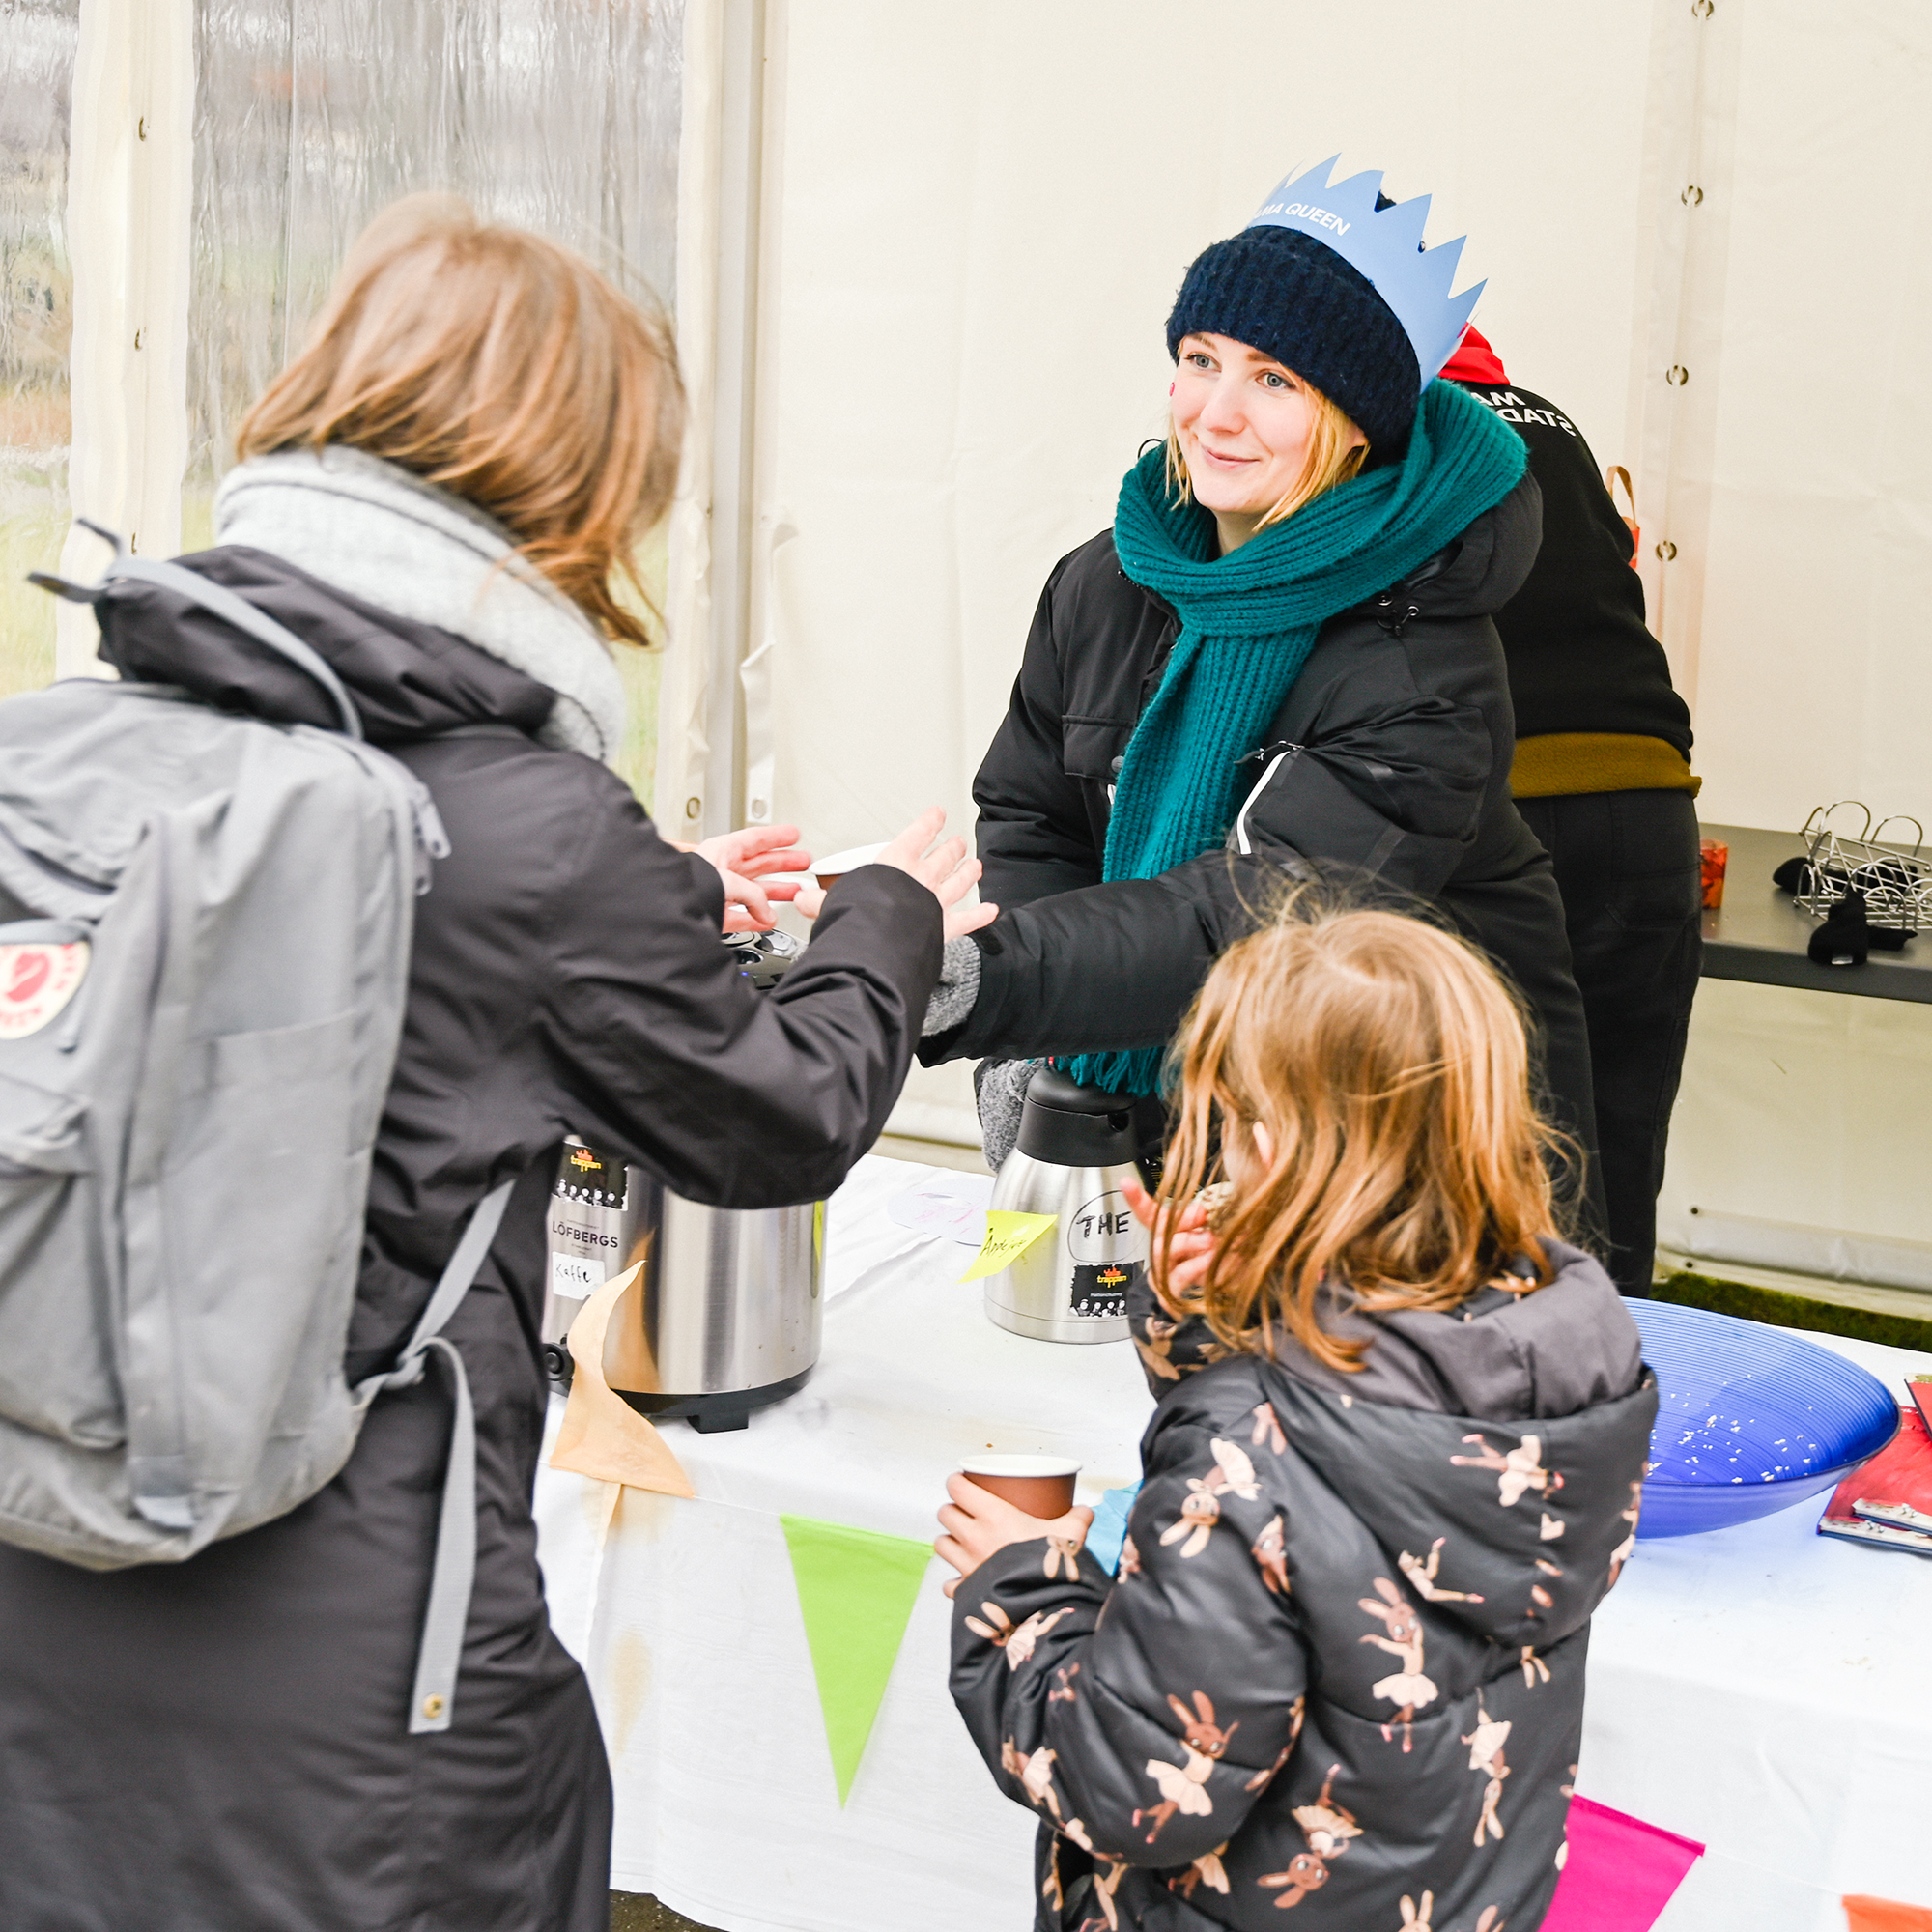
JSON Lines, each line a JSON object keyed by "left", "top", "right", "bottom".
{"left": 1165, "top": 225, "right": 1420, "bottom": 452}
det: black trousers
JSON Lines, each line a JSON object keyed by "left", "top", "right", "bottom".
{"left": 1515, "top": 789, "right": 1703, "bottom": 1293}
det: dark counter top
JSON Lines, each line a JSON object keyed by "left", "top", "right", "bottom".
{"left": 1700, "top": 822, "right": 1932, "bottom": 1004}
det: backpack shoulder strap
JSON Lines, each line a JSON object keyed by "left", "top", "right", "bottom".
{"left": 350, "top": 1178, "right": 517, "bottom": 1734}
{"left": 389, "top": 1178, "right": 517, "bottom": 1375}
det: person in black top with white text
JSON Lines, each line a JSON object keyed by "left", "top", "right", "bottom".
{"left": 1444, "top": 325, "right": 1701, "bottom": 1293}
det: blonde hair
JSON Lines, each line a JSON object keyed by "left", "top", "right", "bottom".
{"left": 1163, "top": 377, "right": 1367, "bottom": 528}
{"left": 236, "top": 194, "right": 684, "bottom": 646}
{"left": 1153, "top": 898, "right": 1565, "bottom": 1374}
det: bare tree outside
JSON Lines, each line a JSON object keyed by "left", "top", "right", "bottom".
{"left": 0, "top": 0, "right": 79, "bottom": 697}
{"left": 187, "top": 0, "right": 686, "bottom": 795}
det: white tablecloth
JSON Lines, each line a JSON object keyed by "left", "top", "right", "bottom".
{"left": 534, "top": 1156, "right": 1932, "bottom": 1932}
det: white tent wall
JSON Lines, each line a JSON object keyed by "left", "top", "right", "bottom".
{"left": 53, "top": 0, "right": 192, "bottom": 675}
{"left": 751, "top": 0, "right": 1932, "bottom": 1239}
{"left": 753, "top": 0, "right": 1661, "bottom": 1143}
{"left": 1649, "top": 1, "right": 1932, "bottom": 1270}
{"left": 34, "top": 2, "right": 1932, "bottom": 1249}
{"left": 1675, "top": 0, "right": 1932, "bottom": 823}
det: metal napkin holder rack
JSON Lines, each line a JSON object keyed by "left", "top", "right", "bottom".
{"left": 1793, "top": 803, "right": 1932, "bottom": 931}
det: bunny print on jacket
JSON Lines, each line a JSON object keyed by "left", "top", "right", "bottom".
{"left": 949, "top": 1240, "right": 1656, "bottom": 1931}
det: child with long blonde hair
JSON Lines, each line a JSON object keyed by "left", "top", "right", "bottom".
{"left": 937, "top": 902, "right": 1656, "bottom": 1932}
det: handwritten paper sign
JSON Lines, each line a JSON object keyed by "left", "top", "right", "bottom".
{"left": 886, "top": 1173, "right": 994, "bottom": 1246}
{"left": 958, "top": 1210, "right": 1058, "bottom": 1283}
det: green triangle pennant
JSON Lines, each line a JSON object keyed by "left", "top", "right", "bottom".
{"left": 780, "top": 1514, "right": 933, "bottom": 1805}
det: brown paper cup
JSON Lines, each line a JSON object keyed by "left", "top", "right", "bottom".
{"left": 961, "top": 1453, "right": 1080, "bottom": 1520}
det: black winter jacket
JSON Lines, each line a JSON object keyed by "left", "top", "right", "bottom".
{"left": 1449, "top": 382, "right": 1692, "bottom": 761}
{"left": 0, "top": 546, "right": 940, "bottom": 1932}
{"left": 951, "top": 1246, "right": 1657, "bottom": 1932}
{"left": 95, "top": 545, "right": 941, "bottom": 1372}
{"left": 921, "top": 476, "right": 1598, "bottom": 1159}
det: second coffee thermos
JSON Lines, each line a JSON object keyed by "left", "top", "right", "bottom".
{"left": 981, "top": 1067, "right": 1149, "bottom": 1345}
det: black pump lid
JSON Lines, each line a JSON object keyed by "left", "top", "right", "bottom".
{"left": 1015, "top": 1066, "right": 1139, "bottom": 1167}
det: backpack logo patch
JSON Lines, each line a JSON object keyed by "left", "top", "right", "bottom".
{"left": 0, "top": 941, "right": 89, "bottom": 1039}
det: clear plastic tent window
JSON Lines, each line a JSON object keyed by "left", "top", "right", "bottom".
{"left": 0, "top": 0, "right": 79, "bottom": 699}
{"left": 186, "top": 0, "right": 686, "bottom": 789}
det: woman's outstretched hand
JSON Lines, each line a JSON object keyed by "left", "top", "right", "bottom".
{"left": 793, "top": 807, "right": 997, "bottom": 943}
{"left": 1122, "top": 1175, "right": 1218, "bottom": 1299}
{"left": 933, "top": 1473, "right": 1093, "bottom": 1599}
{"left": 686, "top": 824, "right": 814, "bottom": 933}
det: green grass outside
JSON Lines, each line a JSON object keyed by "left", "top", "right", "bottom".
{"left": 0, "top": 496, "right": 63, "bottom": 696}
{"left": 1653, "top": 1268, "right": 1932, "bottom": 1353}
{"left": 611, "top": 1894, "right": 718, "bottom": 1932}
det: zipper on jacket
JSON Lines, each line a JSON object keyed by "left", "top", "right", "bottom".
{"left": 1231, "top": 742, "right": 1302, "bottom": 856}
{"left": 403, "top": 775, "right": 452, "bottom": 894}
{"left": 339, "top": 742, "right": 452, "bottom": 896}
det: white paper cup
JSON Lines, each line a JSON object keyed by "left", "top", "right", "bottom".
{"left": 960, "top": 1453, "right": 1081, "bottom": 1520}
{"left": 813, "top": 842, "right": 888, "bottom": 890}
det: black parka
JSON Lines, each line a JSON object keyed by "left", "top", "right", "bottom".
{"left": 921, "top": 476, "right": 1599, "bottom": 1171}
{"left": 0, "top": 547, "right": 941, "bottom": 1932}
{"left": 1447, "top": 381, "right": 1692, "bottom": 759}
{"left": 951, "top": 1245, "right": 1657, "bottom": 1932}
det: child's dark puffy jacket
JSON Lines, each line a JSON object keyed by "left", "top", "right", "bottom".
{"left": 950, "top": 1242, "right": 1657, "bottom": 1932}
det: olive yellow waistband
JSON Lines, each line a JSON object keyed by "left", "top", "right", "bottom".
{"left": 1510, "top": 733, "right": 1701, "bottom": 799}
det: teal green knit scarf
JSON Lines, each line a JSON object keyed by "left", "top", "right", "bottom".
{"left": 1065, "top": 380, "right": 1526, "bottom": 1096}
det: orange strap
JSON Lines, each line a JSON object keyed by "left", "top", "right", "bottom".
{"left": 1605, "top": 464, "right": 1640, "bottom": 564}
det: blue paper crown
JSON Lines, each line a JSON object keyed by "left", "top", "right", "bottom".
{"left": 1246, "top": 157, "right": 1483, "bottom": 389}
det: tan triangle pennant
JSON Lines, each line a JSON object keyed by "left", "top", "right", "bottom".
{"left": 548, "top": 1260, "right": 696, "bottom": 1498}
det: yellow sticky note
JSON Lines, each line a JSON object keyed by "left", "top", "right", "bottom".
{"left": 958, "top": 1210, "right": 1058, "bottom": 1283}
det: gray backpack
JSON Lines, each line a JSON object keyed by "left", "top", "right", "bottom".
{"left": 0, "top": 527, "right": 507, "bottom": 1733}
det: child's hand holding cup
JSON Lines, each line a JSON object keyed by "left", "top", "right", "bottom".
{"left": 934, "top": 1455, "right": 1093, "bottom": 1599}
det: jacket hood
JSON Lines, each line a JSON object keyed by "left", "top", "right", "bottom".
{"left": 1256, "top": 1239, "right": 1645, "bottom": 1423}
{"left": 93, "top": 546, "right": 560, "bottom": 746}
{"left": 1256, "top": 1357, "right": 1656, "bottom": 1652}
{"left": 1131, "top": 1239, "right": 1656, "bottom": 1650}
{"left": 1363, "top": 466, "right": 1543, "bottom": 623}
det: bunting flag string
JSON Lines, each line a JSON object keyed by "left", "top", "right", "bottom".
{"left": 1844, "top": 1898, "right": 1932, "bottom": 1932}
{"left": 540, "top": 1423, "right": 1932, "bottom": 1906}
{"left": 1539, "top": 1797, "right": 1932, "bottom": 1932}
{"left": 1543, "top": 1796, "right": 1703, "bottom": 1931}
{"left": 780, "top": 1515, "right": 935, "bottom": 1804}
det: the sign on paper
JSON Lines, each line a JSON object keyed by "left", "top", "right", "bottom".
{"left": 958, "top": 1210, "right": 1058, "bottom": 1283}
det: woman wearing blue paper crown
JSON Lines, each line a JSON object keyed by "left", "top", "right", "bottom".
{"left": 916, "top": 160, "right": 1600, "bottom": 1226}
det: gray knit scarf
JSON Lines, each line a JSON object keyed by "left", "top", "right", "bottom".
{"left": 214, "top": 446, "right": 628, "bottom": 763}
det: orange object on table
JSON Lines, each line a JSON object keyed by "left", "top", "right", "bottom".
{"left": 1699, "top": 838, "right": 1729, "bottom": 909}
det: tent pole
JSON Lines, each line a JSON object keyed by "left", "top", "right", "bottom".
{"left": 56, "top": 0, "right": 193, "bottom": 676}
{"left": 659, "top": 0, "right": 767, "bottom": 840}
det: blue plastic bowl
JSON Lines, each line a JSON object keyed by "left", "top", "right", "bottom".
{"left": 1628, "top": 1298, "right": 1900, "bottom": 1539}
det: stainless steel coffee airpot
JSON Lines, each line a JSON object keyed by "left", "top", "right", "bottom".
{"left": 982, "top": 1068, "right": 1148, "bottom": 1345}
{"left": 538, "top": 930, "right": 823, "bottom": 1430}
